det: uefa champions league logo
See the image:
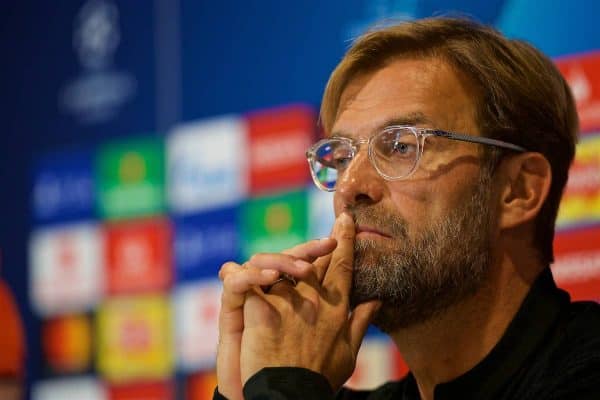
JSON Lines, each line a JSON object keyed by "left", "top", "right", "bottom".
{"left": 74, "top": 0, "right": 120, "bottom": 71}
{"left": 59, "top": 0, "right": 136, "bottom": 124}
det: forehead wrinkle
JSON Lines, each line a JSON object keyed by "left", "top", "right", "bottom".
{"left": 331, "top": 112, "right": 433, "bottom": 139}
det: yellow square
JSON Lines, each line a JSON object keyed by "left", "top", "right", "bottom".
{"left": 97, "top": 294, "right": 173, "bottom": 382}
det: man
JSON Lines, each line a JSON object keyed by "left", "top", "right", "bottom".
{"left": 215, "top": 18, "right": 600, "bottom": 399}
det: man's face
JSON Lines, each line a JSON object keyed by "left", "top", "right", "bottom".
{"left": 331, "top": 57, "right": 498, "bottom": 331}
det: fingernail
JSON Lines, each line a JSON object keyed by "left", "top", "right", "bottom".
{"left": 294, "top": 259, "right": 312, "bottom": 271}
{"left": 261, "top": 269, "right": 279, "bottom": 278}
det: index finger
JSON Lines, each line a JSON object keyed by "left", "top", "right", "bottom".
{"left": 322, "top": 212, "right": 355, "bottom": 297}
{"left": 282, "top": 237, "right": 337, "bottom": 261}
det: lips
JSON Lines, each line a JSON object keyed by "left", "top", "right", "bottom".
{"left": 356, "top": 225, "right": 392, "bottom": 238}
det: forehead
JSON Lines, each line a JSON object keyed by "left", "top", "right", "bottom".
{"left": 331, "top": 57, "right": 480, "bottom": 138}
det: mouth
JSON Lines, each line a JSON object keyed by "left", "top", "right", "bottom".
{"left": 356, "top": 225, "right": 392, "bottom": 239}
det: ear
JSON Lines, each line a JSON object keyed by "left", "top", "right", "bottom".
{"left": 497, "top": 152, "right": 552, "bottom": 230}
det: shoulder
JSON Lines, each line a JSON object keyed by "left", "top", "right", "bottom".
{"left": 534, "top": 300, "right": 600, "bottom": 398}
{"left": 560, "top": 300, "right": 600, "bottom": 354}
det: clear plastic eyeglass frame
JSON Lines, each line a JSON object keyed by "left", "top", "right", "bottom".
{"left": 305, "top": 125, "right": 527, "bottom": 192}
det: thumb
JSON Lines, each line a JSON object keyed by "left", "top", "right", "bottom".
{"left": 348, "top": 300, "right": 382, "bottom": 355}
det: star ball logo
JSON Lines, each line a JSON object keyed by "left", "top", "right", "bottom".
{"left": 59, "top": 0, "right": 137, "bottom": 124}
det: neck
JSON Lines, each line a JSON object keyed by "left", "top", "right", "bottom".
{"left": 389, "top": 254, "right": 545, "bottom": 400}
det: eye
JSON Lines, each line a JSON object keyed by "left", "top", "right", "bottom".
{"left": 315, "top": 141, "right": 353, "bottom": 171}
{"left": 330, "top": 150, "right": 353, "bottom": 170}
{"left": 392, "top": 141, "right": 415, "bottom": 155}
{"left": 380, "top": 138, "right": 417, "bottom": 161}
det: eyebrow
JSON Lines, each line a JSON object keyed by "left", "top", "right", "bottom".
{"left": 331, "top": 111, "right": 432, "bottom": 138}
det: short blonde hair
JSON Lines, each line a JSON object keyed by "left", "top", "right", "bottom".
{"left": 320, "top": 17, "right": 578, "bottom": 264}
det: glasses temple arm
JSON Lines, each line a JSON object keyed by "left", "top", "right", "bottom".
{"left": 429, "top": 130, "right": 527, "bottom": 152}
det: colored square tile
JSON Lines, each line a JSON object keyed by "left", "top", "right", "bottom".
{"left": 32, "top": 150, "right": 95, "bottom": 224}
{"left": 246, "top": 104, "right": 315, "bottom": 194}
{"left": 30, "top": 223, "right": 104, "bottom": 317}
{"left": 173, "top": 280, "right": 222, "bottom": 372}
{"left": 173, "top": 206, "right": 240, "bottom": 282}
{"left": 104, "top": 218, "right": 172, "bottom": 294}
{"left": 97, "top": 137, "right": 165, "bottom": 219}
{"left": 96, "top": 294, "right": 173, "bottom": 382}
{"left": 167, "top": 116, "right": 247, "bottom": 214}
{"left": 240, "top": 189, "right": 308, "bottom": 259}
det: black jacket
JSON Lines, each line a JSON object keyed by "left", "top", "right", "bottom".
{"left": 215, "top": 268, "right": 600, "bottom": 399}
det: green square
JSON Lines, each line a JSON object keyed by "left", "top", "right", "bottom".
{"left": 241, "top": 189, "right": 308, "bottom": 259}
{"left": 96, "top": 137, "right": 165, "bottom": 219}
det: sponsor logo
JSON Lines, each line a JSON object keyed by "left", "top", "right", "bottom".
{"left": 97, "top": 294, "right": 173, "bottom": 382}
{"left": 173, "top": 206, "right": 239, "bottom": 281}
{"left": 241, "top": 189, "right": 308, "bottom": 259}
{"left": 59, "top": 0, "right": 136, "bottom": 124}
{"left": 42, "top": 315, "right": 93, "bottom": 374}
{"left": 105, "top": 218, "right": 172, "bottom": 294}
{"left": 173, "top": 280, "right": 221, "bottom": 372}
{"left": 32, "top": 152, "right": 95, "bottom": 224}
{"left": 32, "top": 377, "right": 105, "bottom": 400}
{"left": 30, "top": 223, "right": 103, "bottom": 316}
{"left": 556, "top": 51, "right": 600, "bottom": 132}
{"left": 167, "top": 116, "right": 247, "bottom": 213}
{"left": 556, "top": 132, "right": 600, "bottom": 229}
{"left": 246, "top": 105, "right": 314, "bottom": 194}
{"left": 97, "top": 137, "right": 165, "bottom": 219}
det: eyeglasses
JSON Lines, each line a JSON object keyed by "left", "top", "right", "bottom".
{"left": 306, "top": 125, "right": 527, "bottom": 192}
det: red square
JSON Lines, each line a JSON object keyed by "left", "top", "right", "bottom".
{"left": 556, "top": 51, "right": 600, "bottom": 133}
{"left": 552, "top": 225, "right": 600, "bottom": 301}
{"left": 109, "top": 381, "right": 174, "bottom": 400}
{"left": 105, "top": 218, "right": 172, "bottom": 294}
{"left": 246, "top": 104, "right": 315, "bottom": 194}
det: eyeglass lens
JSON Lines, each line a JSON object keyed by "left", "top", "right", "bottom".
{"left": 309, "top": 127, "right": 420, "bottom": 190}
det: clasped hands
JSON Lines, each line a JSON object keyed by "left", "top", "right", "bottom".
{"left": 216, "top": 213, "right": 382, "bottom": 400}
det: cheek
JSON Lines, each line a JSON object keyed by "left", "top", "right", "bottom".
{"left": 387, "top": 183, "right": 438, "bottom": 231}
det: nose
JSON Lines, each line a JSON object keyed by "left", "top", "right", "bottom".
{"left": 334, "top": 148, "right": 385, "bottom": 211}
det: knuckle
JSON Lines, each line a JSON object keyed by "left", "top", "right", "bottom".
{"left": 218, "top": 261, "right": 238, "bottom": 280}
{"left": 339, "top": 231, "right": 354, "bottom": 241}
{"left": 333, "top": 258, "right": 353, "bottom": 272}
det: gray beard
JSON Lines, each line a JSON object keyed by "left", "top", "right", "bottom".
{"left": 349, "top": 172, "right": 494, "bottom": 332}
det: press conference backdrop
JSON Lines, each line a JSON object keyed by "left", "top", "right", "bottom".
{"left": 1, "top": 1, "right": 599, "bottom": 399}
